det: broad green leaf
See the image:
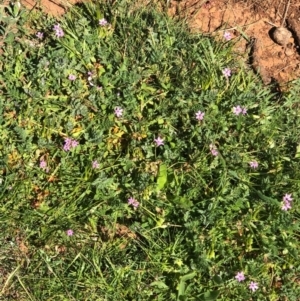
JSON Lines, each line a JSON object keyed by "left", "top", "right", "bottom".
{"left": 157, "top": 163, "right": 167, "bottom": 191}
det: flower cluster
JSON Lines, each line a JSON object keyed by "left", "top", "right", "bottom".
{"left": 233, "top": 105, "right": 247, "bottom": 115}
{"left": 235, "top": 272, "right": 258, "bottom": 292}
{"left": 128, "top": 197, "right": 139, "bottom": 208}
{"left": 53, "top": 24, "right": 64, "bottom": 38}
{"left": 63, "top": 138, "right": 79, "bottom": 151}
{"left": 282, "top": 193, "right": 293, "bottom": 211}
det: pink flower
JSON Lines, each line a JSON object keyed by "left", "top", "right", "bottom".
{"left": 249, "top": 161, "right": 258, "bottom": 169}
{"left": 222, "top": 68, "right": 231, "bottom": 78}
{"left": 128, "top": 197, "right": 139, "bottom": 208}
{"left": 92, "top": 160, "right": 100, "bottom": 169}
{"left": 40, "top": 160, "right": 47, "bottom": 169}
{"left": 233, "top": 105, "right": 242, "bottom": 115}
{"left": 249, "top": 281, "right": 258, "bottom": 292}
{"left": 223, "top": 31, "right": 231, "bottom": 40}
{"left": 99, "top": 18, "right": 108, "bottom": 26}
{"left": 282, "top": 202, "right": 292, "bottom": 211}
{"left": 283, "top": 193, "right": 293, "bottom": 202}
{"left": 63, "top": 138, "right": 79, "bottom": 151}
{"left": 36, "top": 32, "right": 44, "bottom": 39}
{"left": 154, "top": 136, "right": 164, "bottom": 146}
{"left": 209, "top": 144, "right": 218, "bottom": 156}
{"left": 282, "top": 193, "right": 293, "bottom": 211}
{"left": 66, "top": 229, "right": 74, "bottom": 236}
{"left": 233, "top": 105, "right": 247, "bottom": 115}
{"left": 235, "top": 272, "right": 245, "bottom": 282}
{"left": 195, "top": 110, "right": 205, "bottom": 121}
{"left": 53, "top": 24, "right": 64, "bottom": 38}
{"left": 68, "top": 74, "right": 76, "bottom": 81}
{"left": 114, "top": 107, "right": 123, "bottom": 117}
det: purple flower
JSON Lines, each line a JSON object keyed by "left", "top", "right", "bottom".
{"left": 249, "top": 281, "right": 258, "bottom": 292}
{"left": 222, "top": 68, "right": 231, "bottom": 78}
{"left": 66, "top": 229, "right": 74, "bottom": 236}
{"left": 99, "top": 18, "right": 108, "bottom": 26}
{"left": 282, "top": 193, "right": 293, "bottom": 211}
{"left": 114, "top": 107, "right": 123, "bottom": 117}
{"left": 92, "top": 160, "right": 100, "bottom": 169}
{"left": 233, "top": 105, "right": 247, "bottom": 115}
{"left": 223, "top": 31, "right": 231, "bottom": 40}
{"left": 195, "top": 110, "right": 205, "bottom": 121}
{"left": 154, "top": 136, "right": 164, "bottom": 146}
{"left": 53, "top": 24, "right": 64, "bottom": 38}
{"left": 40, "top": 160, "right": 47, "bottom": 169}
{"left": 68, "top": 74, "right": 76, "bottom": 81}
{"left": 235, "top": 272, "right": 245, "bottom": 282}
{"left": 233, "top": 105, "right": 242, "bottom": 115}
{"left": 63, "top": 137, "right": 79, "bottom": 151}
{"left": 36, "top": 32, "right": 44, "bottom": 39}
{"left": 128, "top": 197, "right": 139, "bottom": 208}
{"left": 209, "top": 144, "right": 218, "bottom": 156}
{"left": 249, "top": 161, "right": 258, "bottom": 169}
{"left": 283, "top": 193, "right": 293, "bottom": 202}
{"left": 282, "top": 202, "right": 292, "bottom": 211}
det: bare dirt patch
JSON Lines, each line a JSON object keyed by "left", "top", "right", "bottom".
{"left": 169, "top": 0, "right": 300, "bottom": 86}
{"left": 21, "top": 0, "right": 82, "bottom": 16}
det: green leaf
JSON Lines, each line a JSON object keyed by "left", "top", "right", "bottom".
{"left": 157, "top": 163, "right": 167, "bottom": 191}
{"left": 200, "top": 290, "right": 219, "bottom": 301}
{"left": 150, "top": 281, "right": 169, "bottom": 289}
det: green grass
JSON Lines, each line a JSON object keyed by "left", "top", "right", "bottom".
{"left": 1, "top": 0, "right": 300, "bottom": 300}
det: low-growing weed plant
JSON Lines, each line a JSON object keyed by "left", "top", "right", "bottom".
{"left": 1, "top": 0, "right": 300, "bottom": 300}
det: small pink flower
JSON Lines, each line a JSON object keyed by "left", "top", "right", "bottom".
{"left": 92, "top": 160, "right": 100, "bottom": 169}
{"left": 66, "top": 229, "right": 74, "bottom": 236}
{"left": 223, "top": 31, "right": 231, "bottom": 40}
{"left": 99, "top": 18, "right": 108, "bottom": 26}
{"left": 283, "top": 193, "right": 293, "bottom": 202}
{"left": 209, "top": 144, "right": 218, "bottom": 156}
{"left": 233, "top": 105, "right": 242, "bottom": 115}
{"left": 195, "top": 110, "right": 205, "bottom": 121}
{"left": 249, "top": 161, "right": 258, "bottom": 169}
{"left": 63, "top": 138, "right": 79, "bottom": 151}
{"left": 242, "top": 107, "right": 247, "bottom": 115}
{"left": 114, "top": 107, "right": 123, "bottom": 117}
{"left": 235, "top": 272, "right": 245, "bottom": 282}
{"left": 249, "top": 281, "right": 258, "bottom": 292}
{"left": 128, "top": 197, "right": 139, "bottom": 208}
{"left": 281, "top": 202, "right": 292, "bottom": 211}
{"left": 36, "top": 32, "right": 44, "bottom": 39}
{"left": 154, "top": 136, "right": 164, "bottom": 146}
{"left": 68, "top": 74, "right": 76, "bottom": 81}
{"left": 40, "top": 160, "right": 47, "bottom": 169}
{"left": 222, "top": 68, "right": 231, "bottom": 78}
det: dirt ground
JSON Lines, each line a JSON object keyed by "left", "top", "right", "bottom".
{"left": 19, "top": 0, "right": 300, "bottom": 86}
